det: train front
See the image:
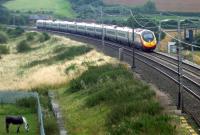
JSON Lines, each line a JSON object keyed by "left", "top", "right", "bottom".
{"left": 141, "top": 30, "right": 157, "bottom": 51}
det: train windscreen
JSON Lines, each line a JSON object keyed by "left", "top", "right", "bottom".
{"left": 142, "top": 31, "right": 154, "bottom": 42}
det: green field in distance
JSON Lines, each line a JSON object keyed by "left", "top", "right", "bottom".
{"left": 3, "top": 0, "right": 75, "bottom": 18}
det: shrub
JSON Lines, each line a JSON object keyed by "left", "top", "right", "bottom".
{"left": 68, "top": 64, "right": 132, "bottom": 92}
{"left": 0, "top": 31, "right": 8, "bottom": 43}
{"left": 16, "top": 97, "right": 37, "bottom": 113}
{"left": 0, "top": 45, "right": 9, "bottom": 54}
{"left": 26, "top": 32, "right": 35, "bottom": 41}
{"left": 39, "top": 32, "right": 50, "bottom": 42}
{"left": 65, "top": 64, "right": 76, "bottom": 74}
{"left": 44, "top": 115, "right": 59, "bottom": 135}
{"left": 7, "top": 27, "right": 24, "bottom": 38}
{"left": 16, "top": 40, "right": 30, "bottom": 52}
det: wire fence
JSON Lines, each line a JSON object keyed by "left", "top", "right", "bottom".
{"left": 0, "top": 91, "right": 45, "bottom": 135}
{"left": 160, "top": 29, "right": 200, "bottom": 64}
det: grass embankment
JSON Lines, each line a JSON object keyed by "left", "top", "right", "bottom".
{"left": 58, "top": 64, "right": 185, "bottom": 135}
{"left": 3, "top": 0, "right": 75, "bottom": 18}
{"left": 0, "top": 98, "right": 38, "bottom": 135}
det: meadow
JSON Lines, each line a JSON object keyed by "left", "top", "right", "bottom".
{"left": 3, "top": 0, "right": 75, "bottom": 18}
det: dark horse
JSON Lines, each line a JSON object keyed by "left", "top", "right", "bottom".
{"left": 5, "top": 116, "right": 29, "bottom": 133}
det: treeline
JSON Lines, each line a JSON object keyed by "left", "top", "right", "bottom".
{"left": 0, "top": 3, "right": 28, "bottom": 25}
{"left": 69, "top": 0, "right": 103, "bottom": 19}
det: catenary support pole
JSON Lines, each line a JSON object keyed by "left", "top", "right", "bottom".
{"left": 177, "top": 20, "right": 183, "bottom": 111}
{"left": 101, "top": 7, "right": 105, "bottom": 52}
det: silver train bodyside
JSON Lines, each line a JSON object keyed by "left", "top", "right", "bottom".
{"left": 36, "top": 20, "right": 157, "bottom": 50}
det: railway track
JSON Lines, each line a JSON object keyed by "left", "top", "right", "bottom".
{"left": 34, "top": 28, "right": 200, "bottom": 128}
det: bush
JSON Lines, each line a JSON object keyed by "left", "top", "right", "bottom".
{"left": 0, "top": 45, "right": 9, "bottom": 54}
{"left": 16, "top": 97, "right": 37, "bottom": 113}
{"left": 0, "top": 31, "right": 8, "bottom": 43}
{"left": 16, "top": 40, "right": 30, "bottom": 52}
{"left": 7, "top": 27, "right": 24, "bottom": 38}
{"left": 65, "top": 64, "right": 76, "bottom": 74}
{"left": 44, "top": 115, "right": 59, "bottom": 135}
{"left": 26, "top": 33, "right": 35, "bottom": 41}
{"left": 39, "top": 32, "right": 50, "bottom": 42}
{"left": 68, "top": 64, "right": 131, "bottom": 92}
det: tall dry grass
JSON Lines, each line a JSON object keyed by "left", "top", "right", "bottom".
{"left": 0, "top": 33, "right": 117, "bottom": 90}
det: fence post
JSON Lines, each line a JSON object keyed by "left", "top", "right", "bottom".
{"left": 131, "top": 29, "right": 136, "bottom": 70}
{"left": 119, "top": 48, "right": 123, "bottom": 61}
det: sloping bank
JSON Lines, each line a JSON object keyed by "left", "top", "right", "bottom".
{"left": 58, "top": 64, "right": 183, "bottom": 135}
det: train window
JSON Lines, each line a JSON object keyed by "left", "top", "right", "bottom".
{"left": 78, "top": 27, "right": 85, "bottom": 30}
{"left": 60, "top": 24, "right": 66, "bottom": 27}
{"left": 118, "top": 32, "right": 126, "bottom": 37}
{"left": 96, "top": 29, "right": 102, "bottom": 33}
{"left": 107, "top": 30, "right": 115, "bottom": 35}
{"left": 135, "top": 34, "right": 141, "bottom": 42}
{"left": 142, "top": 31, "right": 154, "bottom": 42}
{"left": 69, "top": 26, "right": 76, "bottom": 29}
{"left": 87, "top": 28, "right": 94, "bottom": 31}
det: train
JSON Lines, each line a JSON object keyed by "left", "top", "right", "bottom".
{"left": 36, "top": 20, "right": 157, "bottom": 51}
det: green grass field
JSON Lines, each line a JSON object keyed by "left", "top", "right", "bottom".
{"left": 0, "top": 104, "right": 38, "bottom": 135}
{"left": 3, "top": 0, "right": 75, "bottom": 18}
{"left": 57, "top": 64, "right": 187, "bottom": 135}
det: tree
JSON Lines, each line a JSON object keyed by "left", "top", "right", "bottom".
{"left": 143, "top": 0, "right": 156, "bottom": 13}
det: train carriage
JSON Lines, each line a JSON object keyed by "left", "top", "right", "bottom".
{"left": 51, "top": 21, "right": 60, "bottom": 31}
{"left": 36, "top": 20, "right": 44, "bottom": 29}
{"left": 116, "top": 27, "right": 132, "bottom": 45}
{"left": 77, "top": 22, "right": 86, "bottom": 34}
{"left": 59, "top": 21, "right": 68, "bottom": 32}
{"left": 94, "top": 24, "right": 103, "bottom": 38}
{"left": 43, "top": 20, "right": 53, "bottom": 30}
{"left": 85, "top": 23, "right": 95, "bottom": 36}
{"left": 105, "top": 25, "right": 117, "bottom": 41}
{"left": 67, "top": 22, "right": 77, "bottom": 33}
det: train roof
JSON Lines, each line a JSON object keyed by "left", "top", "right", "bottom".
{"left": 36, "top": 20, "right": 154, "bottom": 34}
{"left": 116, "top": 27, "right": 133, "bottom": 32}
{"left": 134, "top": 28, "right": 153, "bottom": 34}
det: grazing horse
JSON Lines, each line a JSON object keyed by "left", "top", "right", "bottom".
{"left": 5, "top": 116, "right": 29, "bottom": 133}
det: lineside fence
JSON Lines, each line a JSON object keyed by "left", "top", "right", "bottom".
{"left": 0, "top": 91, "right": 45, "bottom": 135}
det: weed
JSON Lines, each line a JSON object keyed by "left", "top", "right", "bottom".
{"left": 68, "top": 64, "right": 132, "bottom": 93}
{"left": 7, "top": 27, "right": 24, "bottom": 38}
{"left": 39, "top": 32, "right": 50, "bottom": 42}
{"left": 44, "top": 114, "right": 59, "bottom": 135}
{"left": 26, "top": 32, "right": 36, "bottom": 41}
{"left": 16, "top": 40, "right": 30, "bottom": 52}
{"left": 65, "top": 64, "right": 76, "bottom": 74}
{"left": 0, "top": 45, "right": 9, "bottom": 54}
{"left": 16, "top": 97, "right": 37, "bottom": 113}
{"left": 0, "top": 31, "right": 8, "bottom": 44}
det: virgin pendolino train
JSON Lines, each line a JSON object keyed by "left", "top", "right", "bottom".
{"left": 36, "top": 20, "right": 157, "bottom": 51}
